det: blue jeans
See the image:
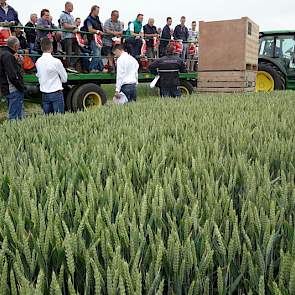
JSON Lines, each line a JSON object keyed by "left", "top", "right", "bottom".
{"left": 42, "top": 91, "right": 65, "bottom": 114}
{"left": 29, "top": 42, "right": 35, "bottom": 51}
{"left": 121, "top": 84, "right": 137, "bottom": 102}
{"left": 181, "top": 43, "right": 189, "bottom": 61}
{"left": 89, "top": 40, "right": 104, "bottom": 71}
{"left": 6, "top": 90, "right": 24, "bottom": 120}
{"left": 160, "top": 86, "right": 181, "bottom": 98}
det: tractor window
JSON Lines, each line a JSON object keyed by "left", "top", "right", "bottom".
{"left": 275, "top": 36, "right": 295, "bottom": 59}
{"left": 259, "top": 37, "right": 275, "bottom": 57}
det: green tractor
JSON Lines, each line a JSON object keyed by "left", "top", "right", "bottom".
{"left": 257, "top": 30, "right": 295, "bottom": 91}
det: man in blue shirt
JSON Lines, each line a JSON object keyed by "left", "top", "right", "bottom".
{"left": 159, "top": 17, "right": 172, "bottom": 57}
{"left": 0, "top": 0, "right": 20, "bottom": 27}
{"left": 173, "top": 16, "right": 189, "bottom": 61}
{"left": 36, "top": 9, "right": 58, "bottom": 54}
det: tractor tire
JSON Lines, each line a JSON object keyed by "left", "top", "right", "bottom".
{"left": 179, "top": 80, "right": 194, "bottom": 96}
{"left": 72, "top": 83, "right": 107, "bottom": 112}
{"left": 257, "top": 62, "right": 285, "bottom": 91}
{"left": 65, "top": 85, "right": 80, "bottom": 112}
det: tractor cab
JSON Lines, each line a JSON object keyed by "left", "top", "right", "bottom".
{"left": 257, "top": 31, "right": 295, "bottom": 91}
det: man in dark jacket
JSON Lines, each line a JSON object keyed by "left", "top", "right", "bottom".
{"left": 0, "top": 36, "right": 25, "bottom": 120}
{"left": 173, "top": 16, "right": 189, "bottom": 60}
{"left": 82, "top": 5, "right": 104, "bottom": 72}
{"left": 143, "top": 18, "right": 158, "bottom": 59}
{"left": 159, "top": 17, "right": 172, "bottom": 57}
{"left": 15, "top": 27, "right": 28, "bottom": 50}
{"left": 149, "top": 44, "right": 187, "bottom": 98}
{"left": 24, "top": 13, "right": 38, "bottom": 51}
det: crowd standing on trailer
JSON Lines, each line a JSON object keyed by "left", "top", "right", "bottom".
{"left": 0, "top": 0, "right": 199, "bottom": 120}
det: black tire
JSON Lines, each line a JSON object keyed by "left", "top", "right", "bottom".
{"left": 179, "top": 80, "right": 194, "bottom": 96}
{"left": 72, "top": 83, "right": 107, "bottom": 112}
{"left": 65, "top": 85, "right": 80, "bottom": 112}
{"left": 258, "top": 62, "right": 285, "bottom": 90}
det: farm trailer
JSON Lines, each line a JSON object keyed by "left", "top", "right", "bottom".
{"left": 23, "top": 72, "right": 197, "bottom": 111}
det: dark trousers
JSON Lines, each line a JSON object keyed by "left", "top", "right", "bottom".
{"left": 160, "top": 86, "right": 181, "bottom": 98}
{"left": 42, "top": 91, "right": 65, "bottom": 114}
{"left": 159, "top": 44, "right": 168, "bottom": 57}
{"left": 121, "top": 84, "right": 137, "bottom": 102}
{"left": 6, "top": 90, "right": 24, "bottom": 120}
{"left": 147, "top": 46, "right": 156, "bottom": 59}
{"left": 80, "top": 52, "right": 90, "bottom": 72}
{"left": 126, "top": 37, "right": 142, "bottom": 57}
{"left": 63, "top": 38, "right": 80, "bottom": 68}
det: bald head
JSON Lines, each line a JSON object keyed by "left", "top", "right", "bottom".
{"left": 7, "top": 36, "right": 20, "bottom": 51}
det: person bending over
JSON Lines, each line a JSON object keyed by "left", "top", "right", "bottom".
{"left": 112, "top": 44, "right": 139, "bottom": 102}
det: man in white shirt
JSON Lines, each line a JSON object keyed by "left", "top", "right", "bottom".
{"left": 113, "top": 44, "right": 139, "bottom": 102}
{"left": 35, "top": 37, "right": 68, "bottom": 114}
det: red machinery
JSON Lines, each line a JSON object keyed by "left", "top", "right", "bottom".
{"left": 0, "top": 27, "right": 11, "bottom": 46}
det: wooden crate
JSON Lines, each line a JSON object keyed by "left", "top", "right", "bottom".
{"left": 197, "top": 70, "right": 257, "bottom": 93}
{"left": 198, "top": 17, "right": 259, "bottom": 71}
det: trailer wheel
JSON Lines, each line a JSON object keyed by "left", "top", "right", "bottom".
{"left": 65, "top": 85, "right": 80, "bottom": 112}
{"left": 72, "top": 83, "right": 107, "bottom": 112}
{"left": 179, "top": 80, "right": 194, "bottom": 96}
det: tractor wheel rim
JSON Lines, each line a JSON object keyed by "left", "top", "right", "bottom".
{"left": 256, "top": 71, "right": 275, "bottom": 92}
{"left": 83, "top": 92, "right": 102, "bottom": 110}
{"left": 179, "top": 86, "right": 190, "bottom": 96}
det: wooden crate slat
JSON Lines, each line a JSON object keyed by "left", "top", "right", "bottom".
{"left": 197, "top": 87, "right": 256, "bottom": 93}
{"left": 198, "top": 70, "right": 257, "bottom": 82}
{"left": 198, "top": 81, "right": 255, "bottom": 88}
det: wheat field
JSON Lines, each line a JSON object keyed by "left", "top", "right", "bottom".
{"left": 0, "top": 92, "right": 294, "bottom": 294}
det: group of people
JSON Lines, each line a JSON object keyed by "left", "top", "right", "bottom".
{"left": 0, "top": 0, "right": 199, "bottom": 73}
{"left": 0, "top": 0, "right": 195, "bottom": 120}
